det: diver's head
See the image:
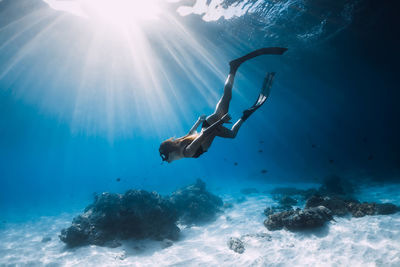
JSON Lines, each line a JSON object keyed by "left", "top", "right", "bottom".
{"left": 159, "top": 138, "right": 180, "bottom": 163}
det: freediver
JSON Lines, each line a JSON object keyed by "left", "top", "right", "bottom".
{"left": 159, "top": 47, "right": 288, "bottom": 163}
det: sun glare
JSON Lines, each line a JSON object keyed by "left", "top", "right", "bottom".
{"left": 5, "top": 0, "right": 227, "bottom": 137}
{"left": 44, "top": 0, "right": 163, "bottom": 27}
{"left": 82, "top": 0, "right": 161, "bottom": 24}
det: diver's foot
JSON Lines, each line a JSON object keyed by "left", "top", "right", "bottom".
{"left": 229, "top": 47, "right": 288, "bottom": 73}
{"left": 229, "top": 59, "right": 241, "bottom": 73}
{"left": 241, "top": 106, "right": 260, "bottom": 121}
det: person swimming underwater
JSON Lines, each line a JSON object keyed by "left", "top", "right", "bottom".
{"left": 159, "top": 47, "right": 288, "bottom": 163}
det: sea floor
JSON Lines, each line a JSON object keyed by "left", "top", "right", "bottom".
{"left": 1, "top": 183, "right": 400, "bottom": 267}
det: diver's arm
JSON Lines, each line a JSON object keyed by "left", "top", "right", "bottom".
{"left": 184, "top": 114, "right": 231, "bottom": 157}
{"left": 188, "top": 115, "right": 206, "bottom": 135}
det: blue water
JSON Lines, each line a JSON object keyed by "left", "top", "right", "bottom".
{"left": 0, "top": 0, "right": 399, "bottom": 223}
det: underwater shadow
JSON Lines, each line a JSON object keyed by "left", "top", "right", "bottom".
{"left": 291, "top": 224, "right": 331, "bottom": 238}
{"left": 120, "top": 239, "right": 172, "bottom": 258}
{"left": 59, "top": 238, "right": 173, "bottom": 259}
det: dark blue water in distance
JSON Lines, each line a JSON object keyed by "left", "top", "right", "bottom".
{"left": 0, "top": 0, "right": 399, "bottom": 222}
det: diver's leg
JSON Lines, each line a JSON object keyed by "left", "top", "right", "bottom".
{"left": 215, "top": 120, "right": 244, "bottom": 139}
{"left": 214, "top": 48, "right": 286, "bottom": 116}
{"left": 213, "top": 71, "right": 235, "bottom": 116}
{"left": 205, "top": 68, "right": 237, "bottom": 124}
{"left": 205, "top": 47, "right": 287, "bottom": 125}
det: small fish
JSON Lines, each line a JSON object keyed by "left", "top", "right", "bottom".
{"left": 329, "top": 159, "right": 334, "bottom": 164}
{"left": 363, "top": 137, "right": 368, "bottom": 143}
{"left": 116, "top": 178, "right": 121, "bottom": 182}
{"left": 261, "top": 169, "right": 268, "bottom": 174}
{"left": 311, "top": 144, "right": 316, "bottom": 148}
{"left": 258, "top": 149, "right": 263, "bottom": 153}
{"left": 368, "top": 154, "right": 373, "bottom": 160}
{"left": 259, "top": 140, "right": 264, "bottom": 144}
{"left": 234, "top": 162, "right": 238, "bottom": 166}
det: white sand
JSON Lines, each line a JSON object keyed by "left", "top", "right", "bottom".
{"left": 1, "top": 184, "right": 399, "bottom": 267}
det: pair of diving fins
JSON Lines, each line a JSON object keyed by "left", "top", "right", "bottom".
{"left": 241, "top": 72, "right": 275, "bottom": 121}
{"left": 229, "top": 47, "right": 286, "bottom": 121}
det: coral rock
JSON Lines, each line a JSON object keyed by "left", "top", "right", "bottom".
{"left": 227, "top": 237, "right": 245, "bottom": 254}
{"left": 264, "top": 206, "right": 332, "bottom": 231}
{"left": 169, "top": 179, "right": 223, "bottom": 225}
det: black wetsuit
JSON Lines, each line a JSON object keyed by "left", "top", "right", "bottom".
{"left": 201, "top": 120, "right": 211, "bottom": 128}
{"left": 192, "top": 120, "right": 211, "bottom": 158}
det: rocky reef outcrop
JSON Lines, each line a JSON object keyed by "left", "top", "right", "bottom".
{"left": 305, "top": 195, "right": 349, "bottom": 216}
{"left": 266, "top": 176, "right": 399, "bottom": 231}
{"left": 264, "top": 206, "right": 333, "bottom": 231}
{"left": 59, "top": 190, "right": 179, "bottom": 247}
{"left": 170, "top": 179, "right": 223, "bottom": 225}
{"left": 60, "top": 179, "right": 223, "bottom": 247}
{"left": 306, "top": 195, "right": 399, "bottom": 217}
{"left": 265, "top": 195, "right": 399, "bottom": 232}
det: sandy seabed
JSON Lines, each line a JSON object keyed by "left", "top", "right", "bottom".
{"left": 1, "top": 184, "right": 400, "bottom": 267}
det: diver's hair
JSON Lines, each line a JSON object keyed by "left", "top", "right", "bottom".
{"left": 159, "top": 135, "right": 197, "bottom": 154}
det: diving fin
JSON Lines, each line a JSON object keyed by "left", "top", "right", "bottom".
{"left": 229, "top": 47, "right": 287, "bottom": 72}
{"left": 241, "top": 72, "right": 275, "bottom": 121}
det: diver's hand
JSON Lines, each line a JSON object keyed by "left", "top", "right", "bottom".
{"left": 221, "top": 113, "right": 232, "bottom": 123}
{"left": 199, "top": 114, "right": 207, "bottom": 121}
